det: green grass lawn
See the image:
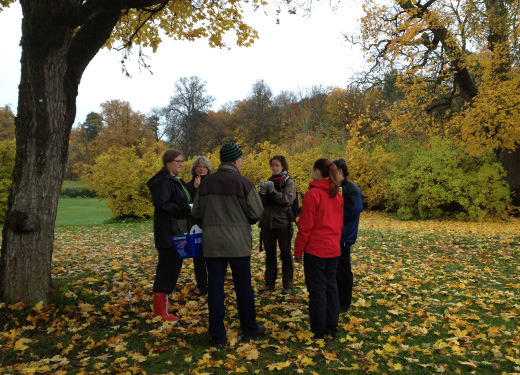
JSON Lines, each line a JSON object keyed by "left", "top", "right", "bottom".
{"left": 1, "top": 213, "right": 520, "bottom": 374}
{"left": 56, "top": 197, "right": 111, "bottom": 226}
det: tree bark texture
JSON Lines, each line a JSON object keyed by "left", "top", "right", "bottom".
{"left": 501, "top": 148, "right": 520, "bottom": 207}
{"left": 0, "top": 0, "right": 120, "bottom": 305}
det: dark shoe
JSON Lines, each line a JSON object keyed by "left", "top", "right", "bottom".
{"left": 340, "top": 305, "right": 352, "bottom": 314}
{"left": 242, "top": 325, "right": 266, "bottom": 341}
{"left": 259, "top": 285, "right": 274, "bottom": 292}
{"left": 196, "top": 287, "right": 207, "bottom": 296}
{"left": 326, "top": 328, "right": 337, "bottom": 339}
{"left": 209, "top": 338, "right": 226, "bottom": 350}
{"left": 282, "top": 287, "right": 292, "bottom": 295}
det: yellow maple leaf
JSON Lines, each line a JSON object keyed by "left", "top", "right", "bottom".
{"left": 393, "top": 363, "right": 404, "bottom": 371}
{"left": 32, "top": 301, "right": 44, "bottom": 312}
{"left": 459, "top": 361, "right": 477, "bottom": 369}
{"left": 228, "top": 330, "right": 239, "bottom": 346}
{"left": 296, "top": 330, "right": 314, "bottom": 342}
{"left": 506, "top": 355, "right": 520, "bottom": 365}
{"left": 450, "top": 328, "right": 468, "bottom": 338}
{"left": 355, "top": 298, "right": 371, "bottom": 307}
{"left": 14, "top": 338, "right": 30, "bottom": 351}
{"left": 298, "top": 355, "right": 316, "bottom": 367}
{"left": 8, "top": 301, "right": 26, "bottom": 310}
{"left": 246, "top": 349, "right": 260, "bottom": 360}
{"left": 349, "top": 342, "right": 363, "bottom": 349}
{"left": 267, "top": 361, "right": 292, "bottom": 370}
{"left": 321, "top": 350, "right": 338, "bottom": 361}
{"left": 432, "top": 340, "right": 450, "bottom": 350}
{"left": 383, "top": 343, "right": 399, "bottom": 354}
{"left": 366, "top": 363, "right": 379, "bottom": 372}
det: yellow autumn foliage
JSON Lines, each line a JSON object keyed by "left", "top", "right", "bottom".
{"left": 83, "top": 141, "right": 162, "bottom": 219}
{"left": 0, "top": 138, "right": 15, "bottom": 221}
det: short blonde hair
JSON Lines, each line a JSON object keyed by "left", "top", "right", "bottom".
{"left": 190, "top": 156, "right": 213, "bottom": 176}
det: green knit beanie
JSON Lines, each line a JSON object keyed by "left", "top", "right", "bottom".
{"left": 220, "top": 142, "right": 243, "bottom": 162}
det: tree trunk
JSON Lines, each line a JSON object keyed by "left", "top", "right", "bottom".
{"left": 500, "top": 148, "right": 520, "bottom": 207}
{"left": 0, "top": 0, "right": 120, "bottom": 305}
{"left": 0, "top": 2, "right": 75, "bottom": 305}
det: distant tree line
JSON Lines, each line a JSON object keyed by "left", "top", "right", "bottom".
{"left": 62, "top": 76, "right": 376, "bottom": 180}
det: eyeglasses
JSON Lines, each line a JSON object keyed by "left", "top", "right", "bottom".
{"left": 173, "top": 159, "right": 184, "bottom": 163}
{"left": 196, "top": 165, "right": 208, "bottom": 169}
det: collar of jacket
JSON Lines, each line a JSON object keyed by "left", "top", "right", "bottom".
{"left": 217, "top": 163, "right": 240, "bottom": 173}
{"left": 309, "top": 177, "right": 331, "bottom": 193}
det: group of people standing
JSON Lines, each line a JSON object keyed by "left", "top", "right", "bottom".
{"left": 146, "top": 143, "right": 363, "bottom": 347}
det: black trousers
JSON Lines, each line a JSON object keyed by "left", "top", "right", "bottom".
{"left": 303, "top": 253, "right": 340, "bottom": 337}
{"left": 153, "top": 247, "right": 183, "bottom": 294}
{"left": 193, "top": 256, "right": 208, "bottom": 290}
{"left": 261, "top": 228, "right": 293, "bottom": 287}
{"left": 336, "top": 243, "right": 353, "bottom": 308}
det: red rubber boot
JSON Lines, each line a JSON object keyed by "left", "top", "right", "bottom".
{"left": 153, "top": 292, "right": 179, "bottom": 321}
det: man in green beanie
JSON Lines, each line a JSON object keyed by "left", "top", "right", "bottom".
{"left": 193, "top": 142, "right": 266, "bottom": 349}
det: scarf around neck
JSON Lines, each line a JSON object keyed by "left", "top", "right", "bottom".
{"left": 172, "top": 175, "right": 192, "bottom": 203}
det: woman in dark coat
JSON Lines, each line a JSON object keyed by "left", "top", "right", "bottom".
{"left": 147, "top": 150, "right": 192, "bottom": 321}
{"left": 258, "top": 155, "right": 297, "bottom": 294}
{"left": 186, "top": 156, "right": 213, "bottom": 295}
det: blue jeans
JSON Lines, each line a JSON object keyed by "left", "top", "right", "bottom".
{"left": 304, "top": 253, "right": 340, "bottom": 337}
{"left": 206, "top": 256, "right": 259, "bottom": 342}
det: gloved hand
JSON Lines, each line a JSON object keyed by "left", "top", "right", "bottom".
{"left": 294, "top": 256, "right": 302, "bottom": 264}
{"left": 259, "top": 180, "right": 268, "bottom": 194}
{"left": 266, "top": 181, "right": 275, "bottom": 193}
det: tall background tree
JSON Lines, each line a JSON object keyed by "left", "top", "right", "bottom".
{"left": 98, "top": 99, "right": 155, "bottom": 150}
{"left": 163, "top": 76, "right": 215, "bottom": 157}
{"left": 234, "top": 79, "right": 276, "bottom": 148}
{"left": 66, "top": 111, "right": 103, "bottom": 179}
{"left": 0, "top": 0, "right": 267, "bottom": 305}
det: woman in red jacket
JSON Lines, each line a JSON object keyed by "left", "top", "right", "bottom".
{"left": 294, "top": 158, "right": 343, "bottom": 340}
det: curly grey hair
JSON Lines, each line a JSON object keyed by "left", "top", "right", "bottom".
{"left": 190, "top": 156, "right": 213, "bottom": 176}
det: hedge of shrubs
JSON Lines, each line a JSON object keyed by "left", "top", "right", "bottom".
{"left": 0, "top": 137, "right": 512, "bottom": 222}
{"left": 84, "top": 138, "right": 511, "bottom": 221}
{"left": 60, "top": 187, "right": 98, "bottom": 198}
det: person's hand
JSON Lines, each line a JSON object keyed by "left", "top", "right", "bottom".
{"left": 266, "top": 181, "right": 275, "bottom": 193}
{"left": 194, "top": 175, "right": 201, "bottom": 189}
{"left": 294, "top": 256, "right": 302, "bottom": 264}
{"left": 259, "top": 180, "right": 268, "bottom": 194}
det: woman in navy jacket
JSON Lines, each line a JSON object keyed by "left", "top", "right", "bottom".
{"left": 332, "top": 159, "right": 363, "bottom": 314}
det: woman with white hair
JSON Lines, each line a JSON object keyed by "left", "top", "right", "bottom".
{"left": 186, "top": 156, "right": 213, "bottom": 295}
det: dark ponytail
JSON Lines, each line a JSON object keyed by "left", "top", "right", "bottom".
{"left": 313, "top": 158, "right": 341, "bottom": 197}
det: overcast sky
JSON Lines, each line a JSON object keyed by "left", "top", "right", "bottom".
{"left": 0, "top": 2, "right": 365, "bottom": 126}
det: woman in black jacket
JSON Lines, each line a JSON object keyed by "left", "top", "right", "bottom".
{"left": 258, "top": 155, "right": 297, "bottom": 294}
{"left": 147, "top": 150, "right": 192, "bottom": 321}
{"left": 186, "top": 156, "right": 213, "bottom": 295}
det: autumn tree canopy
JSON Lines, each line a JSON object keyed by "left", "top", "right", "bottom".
{"left": 348, "top": 0, "right": 520, "bottom": 204}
